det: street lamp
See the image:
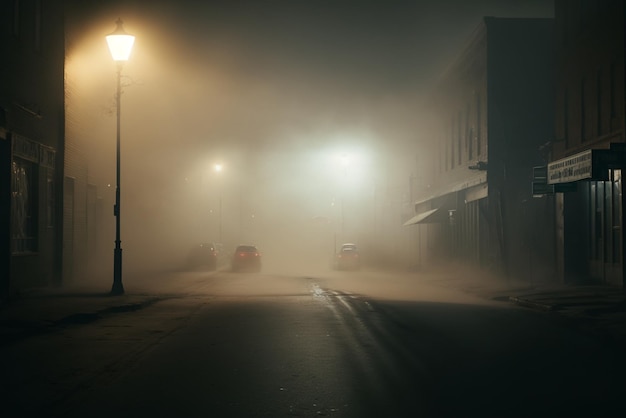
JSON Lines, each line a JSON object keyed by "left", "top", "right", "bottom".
{"left": 106, "top": 19, "right": 135, "bottom": 295}
{"left": 214, "top": 164, "right": 223, "bottom": 243}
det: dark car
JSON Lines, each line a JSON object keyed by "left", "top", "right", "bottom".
{"left": 335, "top": 243, "right": 360, "bottom": 270}
{"left": 232, "top": 244, "right": 261, "bottom": 272}
{"left": 187, "top": 242, "right": 219, "bottom": 270}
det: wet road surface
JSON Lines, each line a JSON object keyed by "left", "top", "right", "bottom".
{"left": 5, "top": 271, "right": 626, "bottom": 417}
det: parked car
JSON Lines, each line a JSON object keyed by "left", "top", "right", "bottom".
{"left": 187, "top": 242, "right": 219, "bottom": 271}
{"left": 232, "top": 244, "right": 262, "bottom": 272}
{"left": 335, "top": 243, "right": 360, "bottom": 270}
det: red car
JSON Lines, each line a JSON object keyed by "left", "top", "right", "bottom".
{"left": 232, "top": 245, "right": 262, "bottom": 272}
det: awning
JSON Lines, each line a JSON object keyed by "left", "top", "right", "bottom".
{"left": 413, "top": 171, "right": 487, "bottom": 207}
{"left": 403, "top": 208, "right": 444, "bottom": 226}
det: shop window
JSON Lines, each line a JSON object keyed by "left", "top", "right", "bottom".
{"left": 11, "top": 158, "right": 38, "bottom": 253}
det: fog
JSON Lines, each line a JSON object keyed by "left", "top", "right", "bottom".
{"left": 64, "top": 0, "right": 553, "bottom": 281}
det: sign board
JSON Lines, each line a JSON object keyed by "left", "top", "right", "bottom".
{"left": 547, "top": 150, "right": 592, "bottom": 184}
{"left": 539, "top": 143, "right": 625, "bottom": 195}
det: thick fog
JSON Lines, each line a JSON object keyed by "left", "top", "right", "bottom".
{"left": 64, "top": 0, "right": 553, "bottom": 280}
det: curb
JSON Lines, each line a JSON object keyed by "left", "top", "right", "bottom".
{"left": 54, "top": 296, "right": 163, "bottom": 326}
{"left": 0, "top": 296, "right": 165, "bottom": 347}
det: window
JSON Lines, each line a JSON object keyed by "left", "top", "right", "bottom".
{"left": 11, "top": 158, "right": 38, "bottom": 253}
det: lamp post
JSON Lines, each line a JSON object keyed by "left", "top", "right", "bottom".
{"left": 214, "top": 164, "right": 223, "bottom": 243}
{"left": 106, "top": 19, "right": 135, "bottom": 295}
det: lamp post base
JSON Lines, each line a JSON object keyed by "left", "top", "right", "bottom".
{"left": 111, "top": 248, "right": 124, "bottom": 295}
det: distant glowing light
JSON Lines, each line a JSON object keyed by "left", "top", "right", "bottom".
{"left": 339, "top": 153, "right": 351, "bottom": 167}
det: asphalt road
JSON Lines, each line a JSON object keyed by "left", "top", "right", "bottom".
{"left": 5, "top": 270, "right": 626, "bottom": 417}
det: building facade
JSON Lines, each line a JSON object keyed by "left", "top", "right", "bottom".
{"left": 408, "top": 17, "right": 556, "bottom": 282}
{"left": 63, "top": 3, "right": 108, "bottom": 287}
{"left": 547, "top": 0, "right": 625, "bottom": 287}
{"left": 0, "top": 0, "right": 65, "bottom": 303}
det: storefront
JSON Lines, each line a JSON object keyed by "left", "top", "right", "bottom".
{"left": 548, "top": 144, "right": 625, "bottom": 287}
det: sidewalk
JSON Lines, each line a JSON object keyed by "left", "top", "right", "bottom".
{"left": 0, "top": 271, "right": 186, "bottom": 346}
{"left": 421, "top": 266, "right": 626, "bottom": 345}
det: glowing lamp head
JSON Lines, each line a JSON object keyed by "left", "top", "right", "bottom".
{"left": 106, "top": 19, "right": 135, "bottom": 62}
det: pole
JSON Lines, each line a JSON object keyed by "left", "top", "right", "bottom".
{"left": 218, "top": 192, "right": 222, "bottom": 243}
{"left": 340, "top": 196, "right": 344, "bottom": 239}
{"left": 111, "top": 64, "right": 124, "bottom": 295}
